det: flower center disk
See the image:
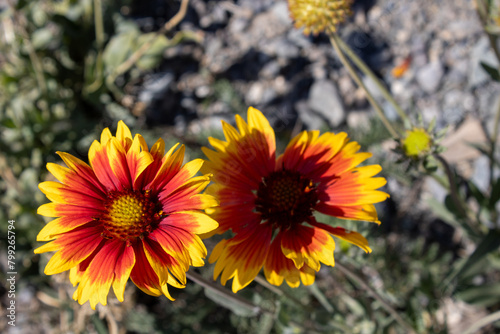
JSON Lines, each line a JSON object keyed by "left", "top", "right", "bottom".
{"left": 101, "top": 190, "right": 163, "bottom": 241}
{"left": 255, "top": 170, "right": 318, "bottom": 229}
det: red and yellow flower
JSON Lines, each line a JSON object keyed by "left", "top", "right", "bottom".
{"left": 35, "top": 121, "right": 218, "bottom": 309}
{"left": 202, "top": 107, "right": 389, "bottom": 292}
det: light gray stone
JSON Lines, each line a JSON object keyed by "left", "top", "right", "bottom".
{"left": 416, "top": 61, "right": 444, "bottom": 93}
{"left": 295, "top": 100, "right": 326, "bottom": 130}
{"left": 307, "top": 80, "right": 346, "bottom": 127}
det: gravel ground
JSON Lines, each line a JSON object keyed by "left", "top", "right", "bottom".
{"left": 131, "top": 0, "right": 498, "bottom": 210}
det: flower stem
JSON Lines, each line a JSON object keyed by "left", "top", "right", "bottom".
{"left": 328, "top": 33, "right": 400, "bottom": 139}
{"left": 186, "top": 271, "right": 262, "bottom": 315}
{"left": 475, "top": 0, "right": 500, "bottom": 65}
{"left": 335, "top": 262, "right": 416, "bottom": 334}
{"left": 333, "top": 35, "right": 409, "bottom": 124}
{"left": 85, "top": 0, "right": 105, "bottom": 94}
{"left": 463, "top": 309, "right": 500, "bottom": 334}
{"left": 254, "top": 275, "right": 311, "bottom": 310}
{"left": 433, "top": 154, "right": 483, "bottom": 235}
{"left": 187, "top": 271, "right": 321, "bottom": 332}
{"left": 307, "top": 283, "right": 334, "bottom": 313}
{"left": 490, "top": 100, "right": 500, "bottom": 227}
{"left": 7, "top": 0, "right": 47, "bottom": 96}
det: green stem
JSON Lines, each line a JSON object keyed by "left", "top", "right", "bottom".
{"left": 434, "top": 154, "right": 482, "bottom": 235}
{"left": 85, "top": 0, "right": 105, "bottom": 94}
{"left": 334, "top": 35, "right": 409, "bottom": 124}
{"left": 25, "top": 38, "right": 47, "bottom": 96}
{"left": 254, "top": 275, "right": 311, "bottom": 310}
{"left": 7, "top": 0, "right": 47, "bottom": 96}
{"left": 463, "top": 309, "right": 500, "bottom": 334}
{"left": 475, "top": 0, "right": 500, "bottom": 65}
{"left": 488, "top": 96, "right": 500, "bottom": 227}
{"left": 329, "top": 33, "right": 400, "bottom": 139}
{"left": 307, "top": 283, "right": 334, "bottom": 313}
{"left": 490, "top": 95, "right": 500, "bottom": 186}
{"left": 335, "top": 262, "right": 416, "bottom": 334}
{"left": 186, "top": 271, "right": 262, "bottom": 315}
{"left": 187, "top": 271, "right": 319, "bottom": 332}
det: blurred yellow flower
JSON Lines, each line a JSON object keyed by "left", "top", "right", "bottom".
{"left": 402, "top": 127, "right": 432, "bottom": 158}
{"left": 288, "top": 0, "right": 353, "bottom": 35}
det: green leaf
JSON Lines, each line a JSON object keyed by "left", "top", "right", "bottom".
{"left": 91, "top": 314, "right": 108, "bottom": 334}
{"left": 489, "top": 177, "right": 500, "bottom": 210}
{"left": 32, "top": 28, "right": 55, "bottom": 50}
{"left": 443, "top": 229, "right": 500, "bottom": 289}
{"left": 136, "top": 33, "right": 169, "bottom": 70}
{"left": 426, "top": 197, "right": 461, "bottom": 229}
{"left": 307, "top": 283, "right": 334, "bottom": 313}
{"left": 102, "top": 29, "right": 139, "bottom": 71}
{"left": 1, "top": 118, "right": 16, "bottom": 129}
{"left": 480, "top": 61, "right": 500, "bottom": 82}
{"left": 444, "top": 195, "right": 467, "bottom": 220}
{"left": 467, "top": 179, "right": 487, "bottom": 207}
{"left": 423, "top": 155, "right": 438, "bottom": 172}
{"left": 204, "top": 286, "right": 259, "bottom": 317}
{"left": 456, "top": 282, "right": 500, "bottom": 307}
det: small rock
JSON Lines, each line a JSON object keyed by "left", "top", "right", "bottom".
{"left": 270, "top": 1, "right": 293, "bottom": 27}
{"left": 139, "top": 72, "right": 175, "bottom": 103}
{"left": 260, "top": 60, "right": 281, "bottom": 79}
{"left": 287, "top": 29, "right": 312, "bottom": 49}
{"left": 308, "top": 80, "right": 346, "bottom": 127}
{"left": 260, "top": 37, "right": 300, "bottom": 58}
{"left": 416, "top": 61, "right": 444, "bottom": 93}
{"left": 442, "top": 89, "right": 469, "bottom": 125}
{"left": 441, "top": 117, "right": 487, "bottom": 178}
{"left": 471, "top": 155, "right": 490, "bottom": 194}
{"left": 295, "top": 100, "right": 326, "bottom": 130}
{"left": 347, "top": 110, "right": 372, "bottom": 129}
{"left": 195, "top": 85, "right": 212, "bottom": 98}
{"left": 246, "top": 82, "right": 265, "bottom": 104}
{"left": 423, "top": 176, "right": 448, "bottom": 205}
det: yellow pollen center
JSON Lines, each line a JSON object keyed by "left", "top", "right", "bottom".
{"left": 109, "top": 195, "right": 144, "bottom": 228}
{"left": 288, "top": 0, "right": 353, "bottom": 35}
{"left": 101, "top": 190, "right": 162, "bottom": 241}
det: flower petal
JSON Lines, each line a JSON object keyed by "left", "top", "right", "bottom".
{"left": 57, "top": 151, "right": 107, "bottom": 194}
{"left": 149, "top": 145, "right": 186, "bottom": 192}
{"left": 265, "top": 234, "right": 299, "bottom": 287}
{"left": 311, "top": 221, "right": 372, "bottom": 253}
{"left": 116, "top": 120, "right": 133, "bottom": 150}
{"left": 143, "top": 237, "right": 186, "bottom": 289}
{"left": 46, "top": 162, "right": 105, "bottom": 199}
{"left": 88, "top": 140, "right": 120, "bottom": 190}
{"left": 280, "top": 225, "right": 335, "bottom": 271}
{"left": 37, "top": 216, "right": 95, "bottom": 241}
{"left": 316, "top": 202, "right": 381, "bottom": 223}
{"left": 38, "top": 181, "right": 104, "bottom": 209}
{"left": 160, "top": 211, "right": 218, "bottom": 235}
{"left": 35, "top": 224, "right": 104, "bottom": 275}
{"left": 74, "top": 239, "right": 135, "bottom": 309}
{"left": 211, "top": 224, "right": 272, "bottom": 292}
